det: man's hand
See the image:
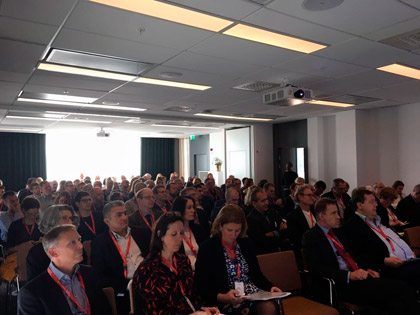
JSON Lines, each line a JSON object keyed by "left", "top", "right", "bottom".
{"left": 349, "top": 269, "right": 368, "bottom": 281}
{"left": 384, "top": 256, "right": 404, "bottom": 268}
{"left": 367, "top": 269, "right": 380, "bottom": 278}
{"left": 265, "top": 232, "right": 275, "bottom": 237}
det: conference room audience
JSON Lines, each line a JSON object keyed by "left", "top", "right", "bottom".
{"left": 395, "top": 184, "right": 420, "bottom": 227}
{"left": 17, "top": 177, "right": 37, "bottom": 203}
{"left": 26, "top": 204, "right": 80, "bottom": 281}
{"left": 0, "top": 191, "right": 23, "bottom": 242}
{"left": 18, "top": 225, "right": 112, "bottom": 315}
{"left": 171, "top": 196, "right": 208, "bottom": 270}
{"left": 312, "top": 180, "right": 327, "bottom": 203}
{"left": 133, "top": 213, "right": 219, "bottom": 314}
{"left": 322, "top": 178, "right": 351, "bottom": 220}
{"left": 75, "top": 191, "right": 107, "bottom": 241}
{"left": 128, "top": 188, "right": 164, "bottom": 232}
{"left": 152, "top": 184, "right": 170, "bottom": 213}
{"left": 195, "top": 205, "right": 282, "bottom": 314}
{"left": 391, "top": 180, "right": 405, "bottom": 208}
{"left": 6, "top": 197, "right": 42, "bottom": 248}
{"left": 36, "top": 181, "right": 55, "bottom": 212}
{"left": 283, "top": 183, "right": 298, "bottom": 216}
{"left": 303, "top": 198, "right": 420, "bottom": 315}
{"left": 376, "top": 187, "right": 406, "bottom": 230}
{"left": 180, "top": 187, "right": 211, "bottom": 235}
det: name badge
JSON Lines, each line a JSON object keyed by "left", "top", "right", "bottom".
{"left": 234, "top": 281, "right": 245, "bottom": 296}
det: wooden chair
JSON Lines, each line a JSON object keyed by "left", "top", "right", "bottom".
{"left": 83, "top": 240, "right": 92, "bottom": 265}
{"left": 403, "top": 226, "right": 420, "bottom": 256}
{"left": 102, "top": 287, "right": 117, "bottom": 315}
{"left": 257, "top": 250, "right": 339, "bottom": 315}
{"left": 15, "top": 240, "right": 36, "bottom": 284}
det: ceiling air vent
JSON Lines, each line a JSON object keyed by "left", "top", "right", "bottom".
{"left": 380, "top": 28, "right": 420, "bottom": 51}
{"left": 164, "top": 106, "right": 192, "bottom": 112}
{"left": 233, "top": 81, "right": 281, "bottom": 92}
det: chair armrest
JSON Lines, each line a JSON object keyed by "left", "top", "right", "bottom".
{"left": 321, "top": 277, "right": 337, "bottom": 308}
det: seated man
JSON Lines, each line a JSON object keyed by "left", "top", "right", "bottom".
{"left": 18, "top": 225, "right": 111, "bottom": 315}
{"left": 75, "top": 192, "right": 107, "bottom": 241}
{"left": 395, "top": 184, "right": 420, "bottom": 227}
{"left": 91, "top": 201, "right": 151, "bottom": 314}
{"left": 210, "top": 186, "right": 239, "bottom": 222}
{"left": 342, "top": 188, "right": 420, "bottom": 290}
{"left": 322, "top": 178, "right": 351, "bottom": 219}
{"left": 303, "top": 198, "right": 419, "bottom": 314}
{"left": 128, "top": 188, "right": 164, "bottom": 232}
{"left": 0, "top": 191, "right": 23, "bottom": 242}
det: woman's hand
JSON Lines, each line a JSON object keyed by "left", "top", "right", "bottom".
{"left": 217, "top": 290, "right": 242, "bottom": 305}
{"left": 270, "top": 286, "right": 282, "bottom": 293}
{"left": 193, "top": 307, "right": 219, "bottom": 314}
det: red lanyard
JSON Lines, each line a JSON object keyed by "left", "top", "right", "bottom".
{"left": 161, "top": 206, "right": 168, "bottom": 214}
{"left": 324, "top": 232, "right": 346, "bottom": 252}
{"left": 161, "top": 255, "right": 187, "bottom": 296}
{"left": 365, "top": 221, "right": 395, "bottom": 252}
{"left": 166, "top": 199, "right": 173, "bottom": 206}
{"left": 24, "top": 223, "right": 35, "bottom": 237}
{"left": 78, "top": 211, "right": 96, "bottom": 236}
{"left": 109, "top": 230, "right": 132, "bottom": 278}
{"left": 47, "top": 267, "right": 91, "bottom": 315}
{"left": 304, "top": 210, "right": 315, "bottom": 227}
{"left": 222, "top": 239, "right": 240, "bottom": 278}
{"left": 138, "top": 209, "right": 155, "bottom": 231}
{"left": 183, "top": 228, "right": 197, "bottom": 257}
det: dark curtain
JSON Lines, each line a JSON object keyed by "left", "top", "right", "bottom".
{"left": 141, "top": 138, "right": 175, "bottom": 179}
{"left": 0, "top": 132, "right": 47, "bottom": 192}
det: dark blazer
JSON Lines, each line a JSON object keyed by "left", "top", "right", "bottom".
{"left": 128, "top": 207, "right": 163, "bottom": 230}
{"left": 341, "top": 214, "right": 390, "bottom": 271}
{"left": 396, "top": 194, "right": 420, "bottom": 227}
{"left": 247, "top": 208, "right": 281, "bottom": 255}
{"left": 90, "top": 227, "right": 151, "bottom": 293}
{"left": 77, "top": 211, "right": 108, "bottom": 241}
{"left": 286, "top": 205, "right": 313, "bottom": 250}
{"left": 178, "top": 222, "right": 209, "bottom": 255}
{"left": 375, "top": 201, "right": 392, "bottom": 228}
{"left": 283, "top": 195, "right": 296, "bottom": 217}
{"left": 322, "top": 190, "right": 351, "bottom": 219}
{"left": 18, "top": 264, "right": 112, "bottom": 315}
{"left": 194, "top": 237, "right": 273, "bottom": 307}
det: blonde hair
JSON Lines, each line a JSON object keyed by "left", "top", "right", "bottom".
{"left": 211, "top": 204, "right": 247, "bottom": 238}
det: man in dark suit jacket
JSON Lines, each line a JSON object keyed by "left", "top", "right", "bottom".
{"left": 303, "top": 198, "right": 419, "bottom": 314}
{"left": 395, "top": 184, "right": 420, "bottom": 227}
{"left": 91, "top": 201, "right": 151, "bottom": 314}
{"left": 322, "top": 178, "right": 351, "bottom": 220}
{"left": 128, "top": 188, "right": 163, "bottom": 232}
{"left": 341, "top": 188, "right": 420, "bottom": 290}
{"left": 247, "top": 187, "right": 282, "bottom": 255}
{"left": 18, "top": 225, "right": 111, "bottom": 315}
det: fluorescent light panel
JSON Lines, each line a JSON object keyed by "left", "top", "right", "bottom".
{"left": 38, "top": 63, "right": 211, "bottom": 90}
{"left": 377, "top": 63, "right": 420, "bottom": 80}
{"left": 223, "top": 24, "right": 326, "bottom": 54}
{"left": 89, "top": 0, "right": 233, "bottom": 32}
{"left": 195, "top": 113, "right": 272, "bottom": 122}
{"left": 46, "top": 111, "right": 136, "bottom": 119}
{"left": 39, "top": 93, "right": 98, "bottom": 103}
{"left": 152, "top": 124, "right": 219, "bottom": 130}
{"left": 17, "top": 98, "right": 146, "bottom": 112}
{"left": 307, "top": 100, "right": 354, "bottom": 107}
{"left": 6, "top": 116, "right": 112, "bottom": 124}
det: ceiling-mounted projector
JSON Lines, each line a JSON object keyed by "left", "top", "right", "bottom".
{"left": 97, "top": 128, "right": 110, "bottom": 137}
{"left": 262, "top": 85, "right": 313, "bottom": 106}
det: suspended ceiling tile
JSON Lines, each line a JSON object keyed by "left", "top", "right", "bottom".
{"left": 0, "top": 17, "right": 57, "bottom": 45}
{"left": 243, "top": 8, "right": 353, "bottom": 46}
{"left": 23, "top": 84, "right": 107, "bottom": 98}
{"left": 364, "top": 16, "right": 420, "bottom": 41}
{"left": 188, "top": 34, "right": 304, "bottom": 67}
{"left": 0, "top": 39, "right": 45, "bottom": 74}
{"left": 54, "top": 29, "right": 181, "bottom": 64}
{"left": 0, "top": 71, "right": 31, "bottom": 83}
{"left": 267, "top": 0, "right": 418, "bottom": 36}
{"left": 355, "top": 99, "right": 403, "bottom": 109}
{"left": 356, "top": 80, "right": 420, "bottom": 103}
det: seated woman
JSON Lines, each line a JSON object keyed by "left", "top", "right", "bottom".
{"left": 195, "top": 205, "right": 281, "bottom": 315}
{"left": 6, "top": 197, "right": 42, "bottom": 248}
{"left": 26, "top": 204, "right": 80, "bottom": 281}
{"left": 132, "top": 212, "right": 218, "bottom": 315}
{"left": 171, "top": 196, "right": 209, "bottom": 270}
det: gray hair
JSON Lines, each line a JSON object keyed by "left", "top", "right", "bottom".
{"left": 42, "top": 224, "right": 77, "bottom": 257}
{"left": 38, "top": 204, "right": 79, "bottom": 234}
{"left": 295, "top": 184, "right": 313, "bottom": 200}
{"left": 103, "top": 200, "right": 125, "bottom": 218}
{"left": 413, "top": 184, "right": 420, "bottom": 193}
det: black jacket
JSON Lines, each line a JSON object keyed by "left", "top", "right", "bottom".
{"left": 396, "top": 194, "right": 420, "bottom": 227}
{"left": 247, "top": 208, "right": 281, "bottom": 255}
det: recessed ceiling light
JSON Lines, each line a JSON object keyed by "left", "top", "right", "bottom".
{"left": 223, "top": 24, "right": 327, "bottom": 54}
{"left": 152, "top": 124, "right": 219, "bottom": 130}
{"left": 159, "top": 72, "right": 183, "bottom": 79}
{"left": 30, "top": 92, "right": 98, "bottom": 104}
{"left": 377, "top": 63, "right": 420, "bottom": 80}
{"left": 89, "top": 0, "right": 233, "bottom": 32}
{"left": 38, "top": 63, "right": 137, "bottom": 81}
{"left": 135, "top": 77, "right": 211, "bottom": 90}
{"left": 6, "top": 116, "right": 112, "bottom": 124}
{"left": 306, "top": 100, "right": 354, "bottom": 107}
{"left": 43, "top": 113, "right": 67, "bottom": 119}
{"left": 46, "top": 111, "right": 136, "bottom": 119}
{"left": 17, "top": 98, "right": 147, "bottom": 112}
{"left": 194, "top": 113, "right": 273, "bottom": 121}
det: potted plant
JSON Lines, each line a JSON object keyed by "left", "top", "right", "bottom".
{"left": 213, "top": 157, "right": 222, "bottom": 172}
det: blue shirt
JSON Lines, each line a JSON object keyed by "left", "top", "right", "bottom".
{"left": 48, "top": 262, "right": 87, "bottom": 315}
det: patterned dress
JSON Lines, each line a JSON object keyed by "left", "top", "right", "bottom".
{"left": 132, "top": 252, "right": 203, "bottom": 315}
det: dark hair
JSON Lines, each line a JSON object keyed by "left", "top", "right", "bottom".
{"left": 211, "top": 204, "right": 247, "bottom": 238}
{"left": 39, "top": 181, "right": 50, "bottom": 189}
{"left": 103, "top": 200, "right": 125, "bottom": 218}
{"left": 314, "top": 198, "right": 337, "bottom": 218}
{"left": 150, "top": 213, "right": 184, "bottom": 257}
{"left": 27, "top": 177, "right": 36, "bottom": 186}
{"left": 22, "top": 197, "right": 40, "bottom": 212}
{"left": 379, "top": 187, "right": 397, "bottom": 200}
{"left": 54, "top": 190, "right": 71, "bottom": 205}
{"left": 314, "top": 180, "right": 327, "bottom": 190}
{"left": 332, "top": 178, "right": 345, "bottom": 188}
{"left": 351, "top": 188, "right": 373, "bottom": 205}
{"left": 194, "top": 183, "right": 205, "bottom": 189}
{"left": 257, "top": 179, "right": 268, "bottom": 188}
{"left": 165, "top": 183, "right": 176, "bottom": 191}
{"left": 3, "top": 191, "right": 16, "bottom": 200}
{"left": 152, "top": 185, "right": 165, "bottom": 194}
{"left": 391, "top": 180, "right": 404, "bottom": 190}
{"left": 263, "top": 183, "right": 275, "bottom": 191}
{"left": 170, "top": 196, "right": 195, "bottom": 217}
{"left": 30, "top": 182, "right": 40, "bottom": 190}
{"left": 109, "top": 191, "right": 124, "bottom": 201}
{"left": 75, "top": 191, "right": 90, "bottom": 203}
{"left": 250, "top": 187, "right": 264, "bottom": 203}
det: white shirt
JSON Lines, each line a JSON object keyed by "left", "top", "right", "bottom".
{"left": 183, "top": 228, "right": 199, "bottom": 271}
{"left": 301, "top": 209, "right": 316, "bottom": 228}
{"left": 111, "top": 227, "right": 143, "bottom": 279}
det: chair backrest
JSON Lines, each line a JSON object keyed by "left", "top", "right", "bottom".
{"left": 83, "top": 240, "right": 92, "bottom": 265}
{"left": 102, "top": 287, "right": 117, "bottom": 315}
{"left": 257, "top": 250, "right": 301, "bottom": 291}
{"left": 15, "top": 240, "right": 36, "bottom": 282}
{"left": 403, "top": 226, "right": 420, "bottom": 256}
{"left": 128, "top": 279, "right": 135, "bottom": 315}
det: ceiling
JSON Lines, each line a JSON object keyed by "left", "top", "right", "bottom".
{"left": 1, "top": 0, "right": 420, "bottom": 137}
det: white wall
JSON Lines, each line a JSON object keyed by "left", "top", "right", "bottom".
{"left": 251, "top": 124, "right": 274, "bottom": 184}
{"left": 226, "top": 127, "right": 251, "bottom": 181}
{"left": 209, "top": 131, "right": 225, "bottom": 186}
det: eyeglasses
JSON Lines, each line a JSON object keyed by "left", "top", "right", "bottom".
{"left": 80, "top": 198, "right": 92, "bottom": 203}
{"left": 141, "top": 196, "right": 155, "bottom": 200}
{"left": 302, "top": 193, "right": 314, "bottom": 197}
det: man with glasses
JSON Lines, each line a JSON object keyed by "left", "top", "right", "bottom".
{"left": 128, "top": 188, "right": 163, "bottom": 231}
{"left": 322, "top": 178, "right": 351, "bottom": 220}
{"left": 75, "top": 192, "right": 107, "bottom": 241}
{"left": 152, "top": 185, "right": 170, "bottom": 214}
